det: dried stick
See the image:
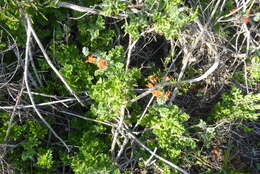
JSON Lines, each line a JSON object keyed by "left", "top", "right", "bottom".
{"left": 116, "top": 136, "right": 129, "bottom": 161}
{"left": 131, "top": 46, "right": 219, "bottom": 103}
{"left": 111, "top": 107, "right": 125, "bottom": 155}
{"left": 133, "top": 95, "right": 154, "bottom": 130}
{"left": 127, "top": 132, "right": 189, "bottom": 174}
{"left": 0, "top": 98, "right": 78, "bottom": 110}
{"left": 8, "top": 86, "right": 68, "bottom": 99}
{"left": 29, "top": 49, "right": 43, "bottom": 87}
{"left": 26, "top": 15, "right": 85, "bottom": 106}
{"left": 126, "top": 36, "right": 138, "bottom": 72}
{"left": 24, "top": 15, "right": 70, "bottom": 152}
{"left": 4, "top": 79, "right": 25, "bottom": 142}
{"left": 59, "top": 110, "right": 115, "bottom": 127}
{"left": 183, "top": 42, "right": 220, "bottom": 83}
{"left": 7, "top": 86, "right": 76, "bottom": 108}
{"left": 0, "top": 24, "right": 21, "bottom": 89}
{"left": 125, "top": 28, "right": 155, "bottom": 71}
{"left": 208, "top": 0, "right": 222, "bottom": 23}
{"left": 57, "top": 1, "right": 126, "bottom": 19}
{"left": 145, "top": 147, "right": 157, "bottom": 166}
{"left": 130, "top": 88, "right": 154, "bottom": 103}
{"left": 169, "top": 26, "right": 204, "bottom": 103}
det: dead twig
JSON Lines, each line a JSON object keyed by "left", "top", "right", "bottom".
{"left": 26, "top": 14, "right": 85, "bottom": 107}
{"left": 126, "top": 131, "right": 189, "bottom": 174}
{"left": 0, "top": 98, "right": 80, "bottom": 110}
{"left": 59, "top": 110, "right": 116, "bottom": 127}
{"left": 57, "top": 1, "right": 127, "bottom": 19}
{"left": 111, "top": 107, "right": 126, "bottom": 157}
{"left": 24, "top": 14, "right": 70, "bottom": 152}
{"left": 4, "top": 78, "right": 25, "bottom": 144}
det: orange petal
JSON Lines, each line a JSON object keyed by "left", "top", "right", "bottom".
{"left": 152, "top": 90, "right": 163, "bottom": 98}
{"left": 149, "top": 76, "right": 158, "bottom": 83}
{"left": 97, "top": 59, "right": 108, "bottom": 69}
{"left": 146, "top": 83, "right": 154, "bottom": 88}
{"left": 164, "top": 90, "right": 171, "bottom": 99}
{"left": 85, "top": 54, "right": 96, "bottom": 63}
{"left": 242, "top": 16, "right": 250, "bottom": 24}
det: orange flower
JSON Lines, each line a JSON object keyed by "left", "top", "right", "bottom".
{"left": 230, "top": 8, "right": 238, "bottom": 13}
{"left": 242, "top": 16, "right": 250, "bottom": 24}
{"left": 85, "top": 54, "right": 96, "bottom": 63}
{"left": 146, "top": 83, "right": 154, "bottom": 88}
{"left": 149, "top": 76, "right": 158, "bottom": 83}
{"left": 246, "top": 13, "right": 254, "bottom": 17}
{"left": 152, "top": 90, "right": 163, "bottom": 98}
{"left": 164, "top": 90, "right": 171, "bottom": 99}
{"left": 97, "top": 59, "right": 108, "bottom": 69}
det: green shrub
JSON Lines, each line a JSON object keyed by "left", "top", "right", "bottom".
{"left": 141, "top": 104, "right": 196, "bottom": 169}
{"left": 37, "top": 149, "right": 54, "bottom": 169}
{"left": 211, "top": 87, "right": 259, "bottom": 121}
{"left": 1, "top": 0, "right": 259, "bottom": 173}
{"left": 68, "top": 123, "right": 119, "bottom": 174}
{"left": 0, "top": 113, "right": 49, "bottom": 172}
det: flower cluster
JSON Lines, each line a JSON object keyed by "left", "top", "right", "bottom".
{"left": 85, "top": 54, "right": 108, "bottom": 70}
{"left": 229, "top": 9, "right": 254, "bottom": 24}
{"left": 145, "top": 75, "right": 172, "bottom": 100}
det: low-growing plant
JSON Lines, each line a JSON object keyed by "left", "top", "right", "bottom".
{"left": 0, "top": 113, "right": 50, "bottom": 172}
{"left": 140, "top": 104, "right": 196, "bottom": 172}
{"left": 1, "top": 0, "right": 259, "bottom": 173}
{"left": 37, "top": 149, "right": 54, "bottom": 169}
{"left": 210, "top": 87, "right": 259, "bottom": 121}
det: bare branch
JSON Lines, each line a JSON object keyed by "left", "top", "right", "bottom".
{"left": 24, "top": 14, "right": 70, "bottom": 152}
{"left": 57, "top": 1, "right": 127, "bottom": 19}
{"left": 183, "top": 42, "right": 220, "bottom": 83}
{"left": 111, "top": 107, "right": 125, "bottom": 155}
{"left": 127, "top": 132, "right": 189, "bottom": 174}
{"left": 4, "top": 79, "right": 25, "bottom": 142}
{"left": 133, "top": 95, "right": 154, "bottom": 130}
{"left": 59, "top": 110, "right": 116, "bottom": 127}
{"left": 126, "top": 36, "right": 138, "bottom": 72}
{"left": 0, "top": 24, "right": 21, "bottom": 89}
{"left": 0, "top": 98, "right": 79, "bottom": 110}
{"left": 26, "top": 15, "right": 85, "bottom": 106}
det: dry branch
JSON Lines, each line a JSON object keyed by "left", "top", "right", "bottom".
{"left": 26, "top": 14, "right": 85, "bottom": 107}
{"left": 24, "top": 14, "right": 70, "bottom": 152}
{"left": 0, "top": 98, "right": 79, "bottom": 110}
{"left": 57, "top": 1, "right": 127, "bottom": 19}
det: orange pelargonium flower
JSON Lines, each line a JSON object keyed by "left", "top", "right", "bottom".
{"left": 149, "top": 76, "right": 158, "bottom": 83}
{"left": 164, "top": 90, "right": 171, "bottom": 99}
{"left": 97, "top": 59, "right": 108, "bottom": 69}
{"left": 242, "top": 16, "right": 250, "bottom": 24}
{"left": 152, "top": 90, "right": 163, "bottom": 98}
{"left": 85, "top": 54, "right": 96, "bottom": 63}
{"left": 146, "top": 83, "right": 154, "bottom": 88}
